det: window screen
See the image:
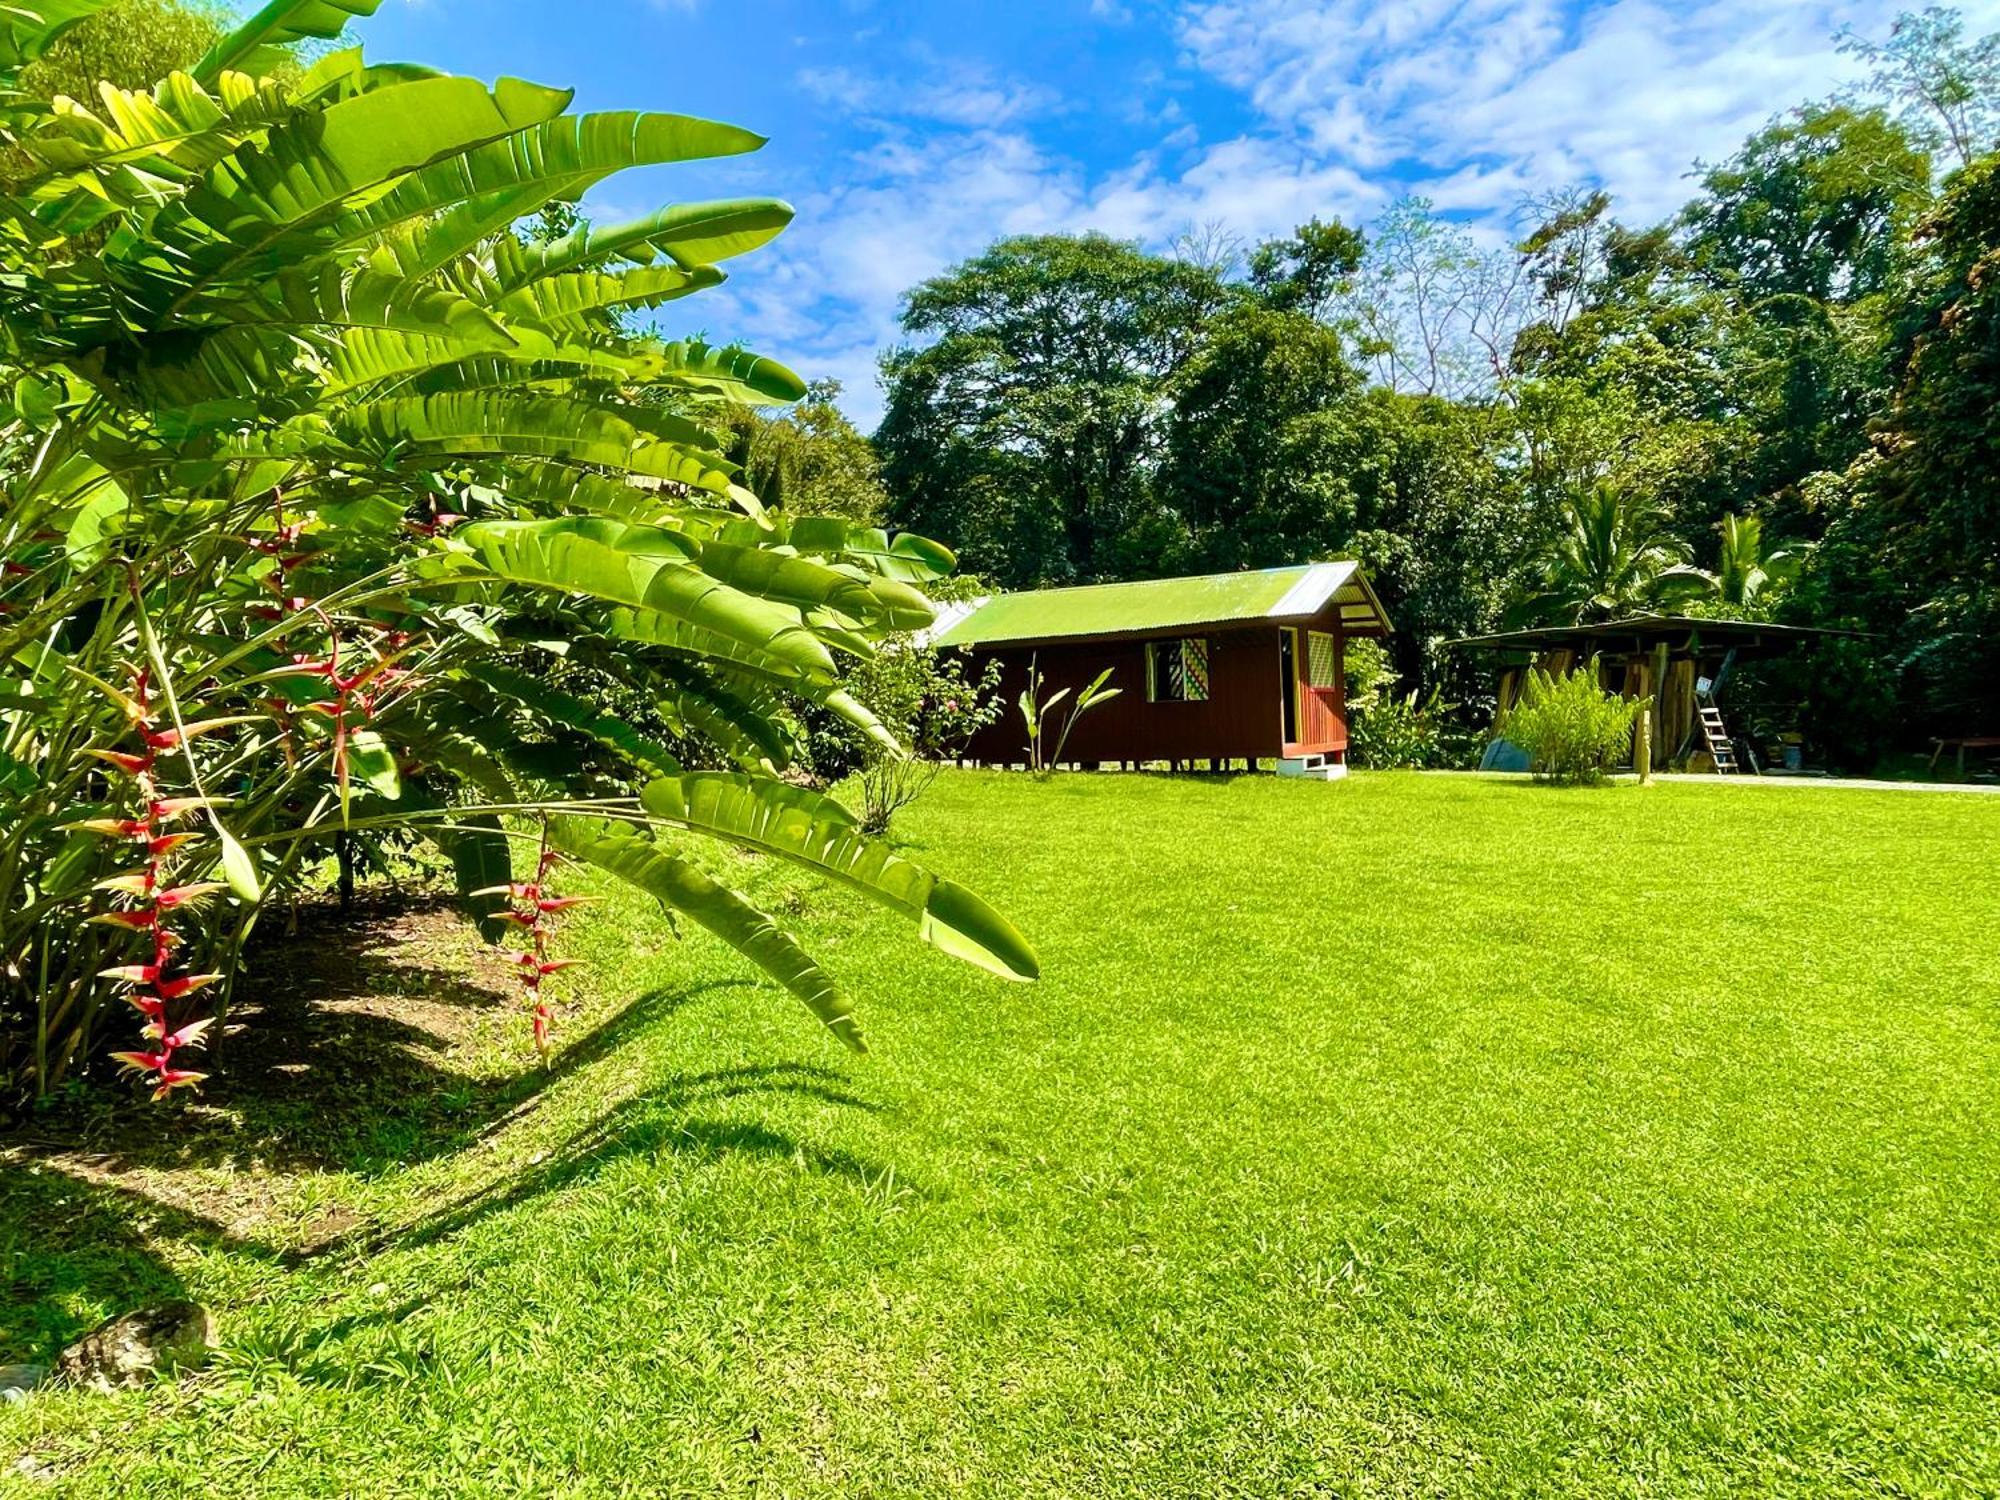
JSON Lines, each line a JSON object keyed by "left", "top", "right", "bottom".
{"left": 1149, "top": 639, "right": 1210, "bottom": 702}
{"left": 1307, "top": 632, "right": 1339, "bottom": 688}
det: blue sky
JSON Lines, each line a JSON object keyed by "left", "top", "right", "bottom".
{"left": 359, "top": 1, "right": 2000, "bottom": 427}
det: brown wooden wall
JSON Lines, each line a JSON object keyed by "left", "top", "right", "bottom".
{"left": 956, "top": 620, "right": 1353, "bottom": 766}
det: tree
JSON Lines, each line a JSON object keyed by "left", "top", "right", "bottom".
{"left": 1713, "top": 514, "right": 1799, "bottom": 611}
{"left": 1799, "top": 152, "right": 2000, "bottom": 743}
{"left": 878, "top": 234, "right": 1228, "bottom": 586}
{"left": 1247, "top": 215, "right": 1364, "bottom": 321}
{"left": 1515, "top": 483, "right": 1709, "bottom": 624}
{"left": 721, "top": 380, "right": 889, "bottom": 523}
{"left": 15, "top": 0, "right": 227, "bottom": 99}
{"left": 1160, "top": 300, "right": 1361, "bottom": 570}
{"left": 1682, "top": 105, "right": 1931, "bottom": 306}
{"left": 1839, "top": 6, "right": 2000, "bottom": 169}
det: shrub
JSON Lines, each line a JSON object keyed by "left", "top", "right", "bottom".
{"left": 847, "top": 641, "right": 1004, "bottom": 834}
{"left": 1350, "top": 691, "right": 1445, "bottom": 769}
{"left": 1501, "top": 660, "right": 1642, "bottom": 784}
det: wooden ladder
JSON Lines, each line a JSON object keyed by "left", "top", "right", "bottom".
{"left": 1697, "top": 703, "right": 1738, "bottom": 773}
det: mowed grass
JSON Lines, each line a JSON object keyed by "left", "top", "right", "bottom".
{"left": 5, "top": 772, "right": 1999, "bottom": 1497}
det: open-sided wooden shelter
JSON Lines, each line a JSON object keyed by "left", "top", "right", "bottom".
{"left": 932, "top": 563, "right": 1393, "bottom": 777}
{"left": 1453, "top": 615, "right": 1858, "bottom": 772}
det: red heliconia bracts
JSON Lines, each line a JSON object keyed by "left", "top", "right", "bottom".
{"left": 74, "top": 666, "right": 230, "bottom": 1101}
{"left": 476, "top": 834, "right": 591, "bottom": 1061}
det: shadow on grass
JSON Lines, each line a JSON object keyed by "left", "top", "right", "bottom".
{"left": 9, "top": 896, "right": 753, "bottom": 1180}
{"left": 0, "top": 1165, "right": 252, "bottom": 1364}
{"left": 1, "top": 893, "right": 895, "bottom": 1364}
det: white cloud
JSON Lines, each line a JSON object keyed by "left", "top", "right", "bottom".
{"left": 798, "top": 55, "right": 1062, "bottom": 128}
{"left": 1177, "top": 0, "right": 2000, "bottom": 220}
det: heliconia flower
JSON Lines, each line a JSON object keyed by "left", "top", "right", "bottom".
{"left": 534, "top": 959, "right": 584, "bottom": 976}
{"left": 155, "top": 972, "right": 221, "bottom": 1001}
{"left": 163, "top": 1017, "right": 214, "bottom": 1050}
{"left": 81, "top": 748, "right": 154, "bottom": 776}
{"left": 146, "top": 832, "right": 201, "bottom": 858}
{"left": 99, "top": 963, "right": 163, "bottom": 986}
{"left": 110, "top": 1049, "right": 175, "bottom": 1076}
{"left": 536, "top": 897, "right": 594, "bottom": 914}
{"left": 475, "top": 883, "right": 542, "bottom": 901}
{"left": 89, "top": 909, "right": 159, "bottom": 932}
{"left": 94, "top": 871, "right": 157, "bottom": 896}
{"left": 153, "top": 797, "right": 224, "bottom": 821}
{"left": 142, "top": 716, "right": 252, "bottom": 750}
{"left": 125, "top": 993, "right": 167, "bottom": 1021}
{"left": 152, "top": 881, "right": 226, "bottom": 911}
{"left": 70, "top": 817, "right": 152, "bottom": 839}
{"left": 496, "top": 910, "right": 541, "bottom": 928}
{"left": 150, "top": 1068, "right": 207, "bottom": 1101}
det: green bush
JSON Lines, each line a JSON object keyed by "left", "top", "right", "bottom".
{"left": 1501, "top": 659, "right": 1642, "bottom": 784}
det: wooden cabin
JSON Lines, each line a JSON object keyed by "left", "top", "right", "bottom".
{"left": 932, "top": 563, "right": 1393, "bottom": 778}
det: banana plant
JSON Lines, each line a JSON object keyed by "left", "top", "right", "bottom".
{"left": 0, "top": 4, "right": 1034, "bottom": 1105}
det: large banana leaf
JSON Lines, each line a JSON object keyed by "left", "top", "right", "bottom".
{"left": 550, "top": 815, "right": 862, "bottom": 1052}
{"left": 190, "top": 0, "right": 387, "bottom": 86}
{"left": 462, "top": 661, "right": 682, "bottom": 777}
{"left": 338, "top": 394, "right": 737, "bottom": 492}
{"left": 353, "top": 112, "right": 769, "bottom": 281}
{"left": 126, "top": 74, "right": 576, "bottom": 310}
{"left": 490, "top": 264, "right": 722, "bottom": 327}
{"left": 492, "top": 199, "right": 795, "bottom": 287}
{"left": 0, "top": 0, "right": 110, "bottom": 74}
{"left": 639, "top": 774, "right": 1040, "bottom": 982}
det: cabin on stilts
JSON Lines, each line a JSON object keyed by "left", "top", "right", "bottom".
{"left": 931, "top": 563, "right": 1393, "bottom": 778}
{"left": 1452, "top": 615, "right": 1858, "bottom": 774}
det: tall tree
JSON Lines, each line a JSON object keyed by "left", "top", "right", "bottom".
{"left": 1839, "top": 6, "right": 2000, "bottom": 169}
{"left": 722, "top": 381, "right": 889, "bottom": 524}
{"left": 878, "top": 234, "right": 1228, "bottom": 586}
{"left": 1682, "top": 105, "right": 1931, "bottom": 306}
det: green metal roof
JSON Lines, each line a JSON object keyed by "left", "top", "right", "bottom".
{"left": 931, "top": 563, "right": 1388, "bottom": 648}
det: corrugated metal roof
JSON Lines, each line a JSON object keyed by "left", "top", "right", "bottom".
{"left": 932, "top": 562, "right": 1386, "bottom": 648}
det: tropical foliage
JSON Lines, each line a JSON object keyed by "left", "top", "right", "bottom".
{"left": 1501, "top": 660, "right": 1644, "bottom": 785}
{"left": 0, "top": 0, "right": 1035, "bottom": 1107}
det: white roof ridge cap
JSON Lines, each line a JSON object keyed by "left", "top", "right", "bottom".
{"left": 1269, "top": 561, "right": 1354, "bottom": 618}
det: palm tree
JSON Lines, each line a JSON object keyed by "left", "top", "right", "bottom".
{"left": 1518, "top": 482, "right": 1710, "bottom": 624}
{"left": 1714, "top": 513, "right": 1799, "bottom": 611}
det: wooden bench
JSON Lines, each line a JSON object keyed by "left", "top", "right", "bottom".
{"left": 1929, "top": 736, "right": 2000, "bottom": 777}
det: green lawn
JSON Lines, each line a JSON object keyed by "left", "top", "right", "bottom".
{"left": 6, "top": 772, "right": 1999, "bottom": 1497}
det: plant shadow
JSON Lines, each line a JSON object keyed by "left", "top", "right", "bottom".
{"left": 1, "top": 893, "right": 898, "bottom": 1364}
{"left": 7, "top": 894, "right": 746, "bottom": 1180}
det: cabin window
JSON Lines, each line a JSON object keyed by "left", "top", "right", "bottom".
{"left": 1148, "top": 638, "right": 1210, "bottom": 703}
{"left": 1307, "top": 631, "right": 1339, "bottom": 689}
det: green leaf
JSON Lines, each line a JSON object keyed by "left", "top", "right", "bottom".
{"left": 190, "top": 0, "right": 388, "bottom": 85}
{"left": 463, "top": 660, "right": 682, "bottom": 777}
{"left": 550, "top": 815, "right": 863, "bottom": 1052}
{"left": 458, "top": 517, "right": 839, "bottom": 684}
{"left": 217, "top": 823, "right": 263, "bottom": 905}
{"left": 0, "top": 0, "right": 111, "bottom": 73}
{"left": 341, "top": 395, "right": 737, "bottom": 492}
{"left": 346, "top": 728, "right": 402, "bottom": 799}
{"left": 493, "top": 199, "right": 795, "bottom": 287}
{"left": 639, "top": 774, "right": 1040, "bottom": 983}
{"left": 356, "top": 112, "right": 771, "bottom": 281}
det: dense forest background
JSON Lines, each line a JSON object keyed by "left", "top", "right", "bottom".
{"left": 812, "top": 7, "right": 1998, "bottom": 771}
